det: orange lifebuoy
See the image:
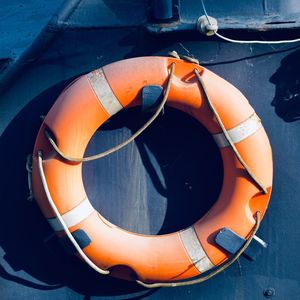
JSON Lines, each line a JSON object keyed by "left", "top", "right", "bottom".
{"left": 32, "top": 56, "right": 273, "bottom": 283}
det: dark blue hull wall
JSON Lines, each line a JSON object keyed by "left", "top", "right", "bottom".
{"left": 1, "top": 1, "right": 300, "bottom": 299}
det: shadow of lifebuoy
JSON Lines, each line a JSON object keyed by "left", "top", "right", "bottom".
{"left": 270, "top": 49, "right": 300, "bottom": 122}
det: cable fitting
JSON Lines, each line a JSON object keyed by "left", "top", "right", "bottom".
{"left": 197, "top": 15, "right": 218, "bottom": 36}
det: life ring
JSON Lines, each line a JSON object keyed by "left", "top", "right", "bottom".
{"left": 31, "top": 56, "right": 272, "bottom": 284}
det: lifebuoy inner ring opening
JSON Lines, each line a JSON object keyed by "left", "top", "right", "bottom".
{"left": 82, "top": 106, "right": 224, "bottom": 235}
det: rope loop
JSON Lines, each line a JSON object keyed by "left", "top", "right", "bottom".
{"left": 168, "top": 50, "right": 200, "bottom": 65}
{"left": 194, "top": 69, "right": 267, "bottom": 194}
{"left": 26, "top": 154, "right": 34, "bottom": 201}
{"left": 37, "top": 151, "right": 110, "bottom": 275}
{"left": 136, "top": 211, "right": 261, "bottom": 288}
{"left": 46, "top": 62, "right": 176, "bottom": 163}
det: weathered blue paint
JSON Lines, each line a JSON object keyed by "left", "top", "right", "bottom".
{"left": 2, "top": 0, "right": 300, "bottom": 90}
{"left": 153, "top": 0, "right": 173, "bottom": 20}
{"left": 0, "top": 0, "right": 65, "bottom": 89}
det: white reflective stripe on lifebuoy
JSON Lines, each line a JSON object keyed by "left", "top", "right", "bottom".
{"left": 47, "top": 197, "right": 94, "bottom": 232}
{"left": 213, "top": 113, "right": 262, "bottom": 148}
{"left": 87, "top": 68, "right": 123, "bottom": 116}
{"left": 179, "top": 227, "right": 214, "bottom": 273}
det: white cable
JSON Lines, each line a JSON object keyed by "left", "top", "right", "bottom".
{"left": 37, "top": 151, "right": 110, "bottom": 275}
{"left": 201, "top": 0, "right": 300, "bottom": 44}
{"left": 215, "top": 32, "right": 300, "bottom": 44}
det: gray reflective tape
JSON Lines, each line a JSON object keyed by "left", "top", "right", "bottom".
{"left": 213, "top": 113, "right": 262, "bottom": 148}
{"left": 47, "top": 197, "right": 94, "bottom": 232}
{"left": 180, "top": 227, "right": 214, "bottom": 273}
{"left": 87, "top": 68, "right": 123, "bottom": 116}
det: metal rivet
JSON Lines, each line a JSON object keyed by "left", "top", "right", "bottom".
{"left": 263, "top": 287, "right": 275, "bottom": 298}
